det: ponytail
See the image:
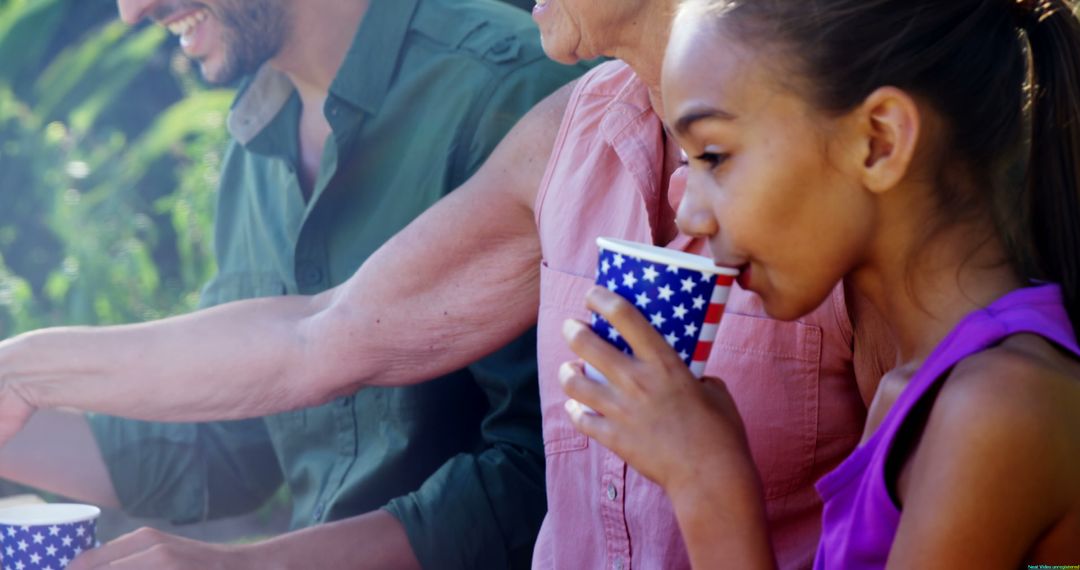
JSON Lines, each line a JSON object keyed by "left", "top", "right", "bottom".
{"left": 1021, "top": 0, "right": 1080, "bottom": 331}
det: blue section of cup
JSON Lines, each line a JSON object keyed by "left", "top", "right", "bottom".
{"left": 591, "top": 244, "right": 719, "bottom": 367}
{"left": 0, "top": 505, "right": 98, "bottom": 570}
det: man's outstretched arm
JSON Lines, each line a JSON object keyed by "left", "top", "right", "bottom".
{"left": 0, "top": 81, "right": 573, "bottom": 427}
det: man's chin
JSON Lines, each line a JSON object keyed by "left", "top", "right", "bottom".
{"left": 197, "top": 59, "right": 240, "bottom": 85}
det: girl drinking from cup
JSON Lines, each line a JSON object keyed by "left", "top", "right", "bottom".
{"left": 560, "top": 0, "right": 1080, "bottom": 566}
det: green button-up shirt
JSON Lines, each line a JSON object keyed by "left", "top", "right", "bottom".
{"left": 87, "top": 1, "right": 584, "bottom": 567}
{"left": 501, "top": 0, "right": 539, "bottom": 12}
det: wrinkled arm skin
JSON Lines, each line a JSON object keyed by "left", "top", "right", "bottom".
{"left": 0, "top": 82, "right": 574, "bottom": 426}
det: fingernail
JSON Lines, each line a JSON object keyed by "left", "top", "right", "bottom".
{"left": 558, "top": 361, "right": 573, "bottom": 386}
{"left": 564, "top": 399, "right": 582, "bottom": 419}
{"left": 562, "top": 318, "right": 584, "bottom": 340}
{"left": 586, "top": 286, "right": 617, "bottom": 312}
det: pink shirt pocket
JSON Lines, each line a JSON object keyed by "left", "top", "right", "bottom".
{"left": 537, "top": 261, "right": 593, "bottom": 457}
{"left": 707, "top": 308, "right": 823, "bottom": 499}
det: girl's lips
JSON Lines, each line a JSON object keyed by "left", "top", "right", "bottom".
{"left": 735, "top": 263, "right": 752, "bottom": 290}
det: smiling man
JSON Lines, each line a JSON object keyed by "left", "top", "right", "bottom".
{"left": 0, "top": 0, "right": 582, "bottom": 568}
{"left": 151, "top": 2, "right": 284, "bottom": 84}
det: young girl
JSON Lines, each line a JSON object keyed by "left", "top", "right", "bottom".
{"left": 559, "top": 0, "right": 1080, "bottom": 567}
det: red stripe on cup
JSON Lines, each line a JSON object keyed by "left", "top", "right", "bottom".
{"left": 715, "top": 274, "right": 735, "bottom": 287}
{"left": 704, "top": 303, "right": 725, "bottom": 324}
{"left": 693, "top": 341, "right": 713, "bottom": 362}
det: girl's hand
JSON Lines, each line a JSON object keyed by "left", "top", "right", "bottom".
{"left": 559, "top": 286, "right": 759, "bottom": 497}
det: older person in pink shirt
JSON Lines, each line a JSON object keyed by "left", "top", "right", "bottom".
{"left": 0, "top": 0, "right": 890, "bottom": 568}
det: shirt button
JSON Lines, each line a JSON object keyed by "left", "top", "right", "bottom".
{"left": 312, "top": 502, "right": 325, "bottom": 522}
{"left": 614, "top": 557, "right": 624, "bottom": 570}
{"left": 606, "top": 483, "right": 617, "bottom": 501}
{"left": 485, "top": 37, "right": 519, "bottom": 62}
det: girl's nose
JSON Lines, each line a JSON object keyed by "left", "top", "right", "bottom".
{"left": 675, "top": 174, "right": 719, "bottom": 240}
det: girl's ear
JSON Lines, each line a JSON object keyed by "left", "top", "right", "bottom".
{"left": 855, "top": 86, "right": 921, "bottom": 195}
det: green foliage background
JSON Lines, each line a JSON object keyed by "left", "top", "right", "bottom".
{"left": 0, "top": 0, "right": 530, "bottom": 535}
{"left": 0, "top": 0, "right": 229, "bottom": 337}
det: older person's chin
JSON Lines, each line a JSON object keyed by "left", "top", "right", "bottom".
{"left": 538, "top": 39, "right": 582, "bottom": 65}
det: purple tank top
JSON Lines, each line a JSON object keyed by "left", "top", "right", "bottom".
{"left": 813, "top": 285, "right": 1078, "bottom": 569}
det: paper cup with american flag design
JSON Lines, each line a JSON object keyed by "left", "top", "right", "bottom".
{"left": 0, "top": 504, "right": 99, "bottom": 569}
{"left": 586, "top": 237, "right": 738, "bottom": 383}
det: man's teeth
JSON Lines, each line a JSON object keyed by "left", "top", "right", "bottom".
{"left": 166, "top": 9, "right": 208, "bottom": 37}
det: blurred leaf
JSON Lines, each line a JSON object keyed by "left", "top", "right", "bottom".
{"left": 0, "top": 0, "right": 65, "bottom": 86}
{"left": 0, "top": 0, "right": 226, "bottom": 329}
{"left": 34, "top": 21, "right": 167, "bottom": 130}
{"left": 125, "top": 89, "right": 232, "bottom": 180}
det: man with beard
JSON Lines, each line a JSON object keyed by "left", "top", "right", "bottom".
{"left": 0, "top": 0, "right": 582, "bottom": 568}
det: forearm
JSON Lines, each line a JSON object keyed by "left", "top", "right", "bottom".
{"left": 0, "top": 410, "right": 120, "bottom": 508}
{"left": 66, "top": 510, "right": 419, "bottom": 570}
{"left": 669, "top": 466, "right": 777, "bottom": 570}
{"left": 296, "top": 83, "right": 574, "bottom": 390}
{"left": 315, "top": 190, "right": 541, "bottom": 390}
{"left": 0, "top": 229, "right": 537, "bottom": 422}
{"left": 247, "top": 510, "right": 420, "bottom": 570}
{"left": 0, "top": 82, "right": 565, "bottom": 422}
{"left": 0, "top": 295, "right": 332, "bottom": 422}
{"left": 302, "top": 79, "right": 574, "bottom": 391}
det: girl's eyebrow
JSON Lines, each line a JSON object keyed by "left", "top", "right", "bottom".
{"left": 672, "top": 106, "right": 737, "bottom": 135}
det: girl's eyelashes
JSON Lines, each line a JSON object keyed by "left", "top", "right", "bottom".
{"left": 675, "top": 142, "right": 728, "bottom": 170}
{"left": 694, "top": 151, "right": 730, "bottom": 170}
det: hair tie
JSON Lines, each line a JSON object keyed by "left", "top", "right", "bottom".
{"left": 1010, "top": 0, "right": 1057, "bottom": 26}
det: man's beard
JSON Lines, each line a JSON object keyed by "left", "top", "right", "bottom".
{"left": 203, "top": 0, "right": 288, "bottom": 84}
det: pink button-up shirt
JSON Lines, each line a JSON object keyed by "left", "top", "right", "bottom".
{"left": 532, "top": 61, "right": 868, "bottom": 570}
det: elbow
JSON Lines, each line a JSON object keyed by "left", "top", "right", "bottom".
{"left": 290, "top": 296, "right": 374, "bottom": 405}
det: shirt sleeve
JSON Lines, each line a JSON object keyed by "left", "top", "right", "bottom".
{"left": 383, "top": 55, "right": 582, "bottom": 570}
{"left": 452, "top": 52, "right": 586, "bottom": 185}
{"left": 383, "top": 329, "right": 544, "bottom": 570}
{"left": 87, "top": 415, "right": 285, "bottom": 524}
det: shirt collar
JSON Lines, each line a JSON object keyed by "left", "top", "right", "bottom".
{"left": 597, "top": 63, "right": 698, "bottom": 251}
{"left": 328, "top": 0, "right": 419, "bottom": 114}
{"left": 227, "top": 64, "right": 295, "bottom": 146}
{"left": 226, "top": 0, "right": 420, "bottom": 145}
{"left": 598, "top": 67, "right": 657, "bottom": 148}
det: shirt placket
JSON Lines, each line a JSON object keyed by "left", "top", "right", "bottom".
{"left": 293, "top": 134, "right": 340, "bottom": 294}
{"left": 309, "top": 395, "right": 359, "bottom": 523}
{"left": 601, "top": 448, "right": 631, "bottom": 570}
{"left": 597, "top": 111, "right": 665, "bottom": 570}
